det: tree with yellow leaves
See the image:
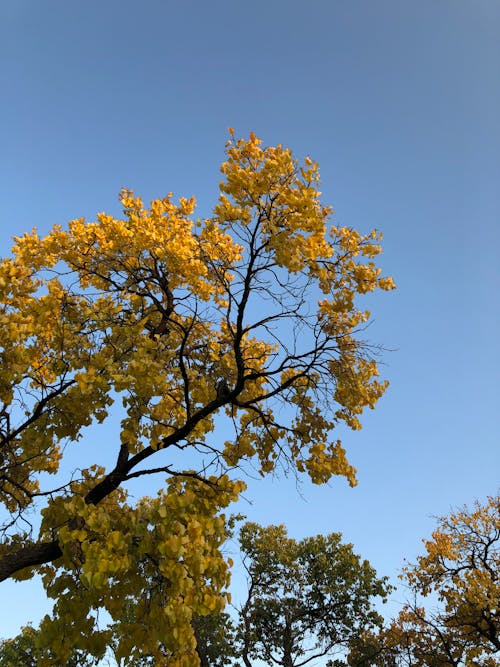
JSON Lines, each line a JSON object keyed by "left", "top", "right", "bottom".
{"left": 348, "top": 496, "right": 500, "bottom": 666}
{"left": 0, "top": 132, "right": 394, "bottom": 665}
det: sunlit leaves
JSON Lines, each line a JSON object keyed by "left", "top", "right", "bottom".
{"left": 0, "top": 132, "right": 394, "bottom": 664}
{"left": 35, "top": 475, "right": 243, "bottom": 666}
{"left": 349, "top": 496, "right": 500, "bottom": 666}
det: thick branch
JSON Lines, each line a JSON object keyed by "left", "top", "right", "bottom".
{"left": 0, "top": 539, "right": 62, "bottom": 582}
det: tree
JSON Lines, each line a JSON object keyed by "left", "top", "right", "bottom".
{"left": 348, "top": 496, "right": 500, "bottom": 666}
{"left": 0, "top": 523, "right": 389, "bottom": 667}
{"left": 0, "top": 624, "right": 97, "bottom": 667}
{"left": 192, "top": 612, "right": 237, "bottom": 667}
{"left": 0, "top": 131, "right": 394, "bottom": 664}
{"left": 0, "top": 613, "right": 234, "bottom": 667}
{"left": 235, "top": 522, "right": 391, "bottom": 667}
{"left": 0, "top": 626, "right": 43, "bottom": 667}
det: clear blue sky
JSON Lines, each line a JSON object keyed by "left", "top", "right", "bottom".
{"left": 1, "top": 0, "right": 499, "bottom": 642}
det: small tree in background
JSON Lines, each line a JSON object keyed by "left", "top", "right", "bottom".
{"left": 192, "top": 612, "right": 237, "bottom": 667}
{"left": 0, "top": 625, "right": 98, "bottom": 667}
{"left": 236, "top": 522, "right": 391, "bottom": 667}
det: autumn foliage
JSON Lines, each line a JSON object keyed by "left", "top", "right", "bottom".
{"left": 349, "top": 496, "right": 500, "bottom": 666}
{"left": 0, "top": 132, "right": 394, "bottom": 665}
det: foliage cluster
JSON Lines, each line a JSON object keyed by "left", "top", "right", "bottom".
{"left": 1, "top": 522, "right": 391, "bottom": 667}
{"left": 2, "top": 498, "right": 499, "bottom": 666}
{"left": 349, "top": 496, "right": 500, "bottom": 666}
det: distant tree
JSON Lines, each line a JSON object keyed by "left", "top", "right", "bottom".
{"left": 235, "top": 522, "right": 391, "bottom": 667}
{"left": 0, "top": 624, "right": 98, "bottom": 667}
{"left": 348, "top": 496, "right": 500, "bottom": 666}
{"left": 0, "top": 626, "right": 40, "bottom": 667}
{"left": 192, "top": 612, "right": 237, "bottom": 667}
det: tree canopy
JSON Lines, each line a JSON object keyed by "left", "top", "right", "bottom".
{"left": 0, "top": 132, "right": 394, "bottom": 665}
{"left": 0, "top": 624, "right": 98, "bottom": 667}
{"left": 0, "top": 522, "right": 390, "bottom": 667}
{"left": 348, "top": 495, "right": 500, "bottom": 666}
{"left": 236, "top": 523, "right": 390, "bottom": 667}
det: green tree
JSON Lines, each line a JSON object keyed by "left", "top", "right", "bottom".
{"left": 0, "top": 624, "right": 98, "bottom": 667}
{"left": 236, "top": 523, "right": 391, "bottom": 667}
{"left": 0, "top": 132, "right": 394, "bottom": 665}
{"left": 192, "top": 613, "right": 237, "bottom": 667}
{"left": 0, "top": 626, "right": 40, "bottom": 667}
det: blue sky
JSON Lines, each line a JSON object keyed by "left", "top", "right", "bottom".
{"left": 1, "top": 0, "right": 499, "bottom": 644}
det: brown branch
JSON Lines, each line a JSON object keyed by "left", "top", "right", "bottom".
{"left": 0, "top": 540, "right": 62, "bottom": 583}
{"left": 1, "top": 378, "right": 76, "bottom": 449}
